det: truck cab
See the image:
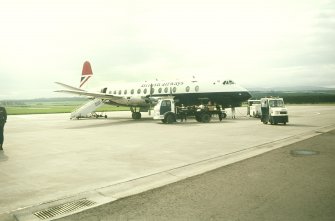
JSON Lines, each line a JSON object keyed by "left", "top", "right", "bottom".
{"left": 260, "top": 97, "right": 288, "bottom": 125}
{"left": 153, "top": 98, "right": 177, "bottom": 123}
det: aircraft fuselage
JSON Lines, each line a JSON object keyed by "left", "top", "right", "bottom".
{"left": 102, "top": 79, "right": 251, "bottom": 108}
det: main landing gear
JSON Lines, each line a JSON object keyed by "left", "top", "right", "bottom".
{"left": 130, "top": 107, "right": 142, "bottom": 120}
{"left": 132, "top": 112, "right": 141, "bottom": 120}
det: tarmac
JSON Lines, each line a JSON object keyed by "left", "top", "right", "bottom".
{"left": 0, "top": 105, "right": 334, "bottom": 220}
{"left": 55, "top": 129, "right": 335, "bottom": 221}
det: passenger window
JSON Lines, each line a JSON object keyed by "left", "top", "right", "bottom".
{"left": 131, "top": 89, "right": 134, "bottom": 94}
{"left": 113, "top": 90, "right": 117, "bottom": 94}
{"left": 195, "top": 86, "right": 199, "bottom": 92}
{"left": 143, "top": 88, "right": 147, "bottom": 94}
{"left": 158, "top": 88, "right": 162, "bottom": 93}
{"left": 137, "top": 89, "right": 141, "bottom": 94}
{"left": 164, "top": 87, "right": 168, "bottom": 93}
{"left": 118, "top": 90, "right": 122, "bottom": 95}
{"left": 172, "top": 87, "right": 176, "bottom": 93}
{"left": 186, "top": 86, "right": 190, "bottom": 92}
{"left": 150, "top": 87, "right": 155, "bottom": 94}
{"left": 124, "top": 90, "right": 127, "bottom": 95}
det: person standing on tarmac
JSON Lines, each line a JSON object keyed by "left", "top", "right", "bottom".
{"left": 0, "top": 106, "right": 7, "bottom": 151}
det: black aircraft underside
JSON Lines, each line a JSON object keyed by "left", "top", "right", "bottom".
{"left": 166, "top": 91, "right": 252, "bottom": 108}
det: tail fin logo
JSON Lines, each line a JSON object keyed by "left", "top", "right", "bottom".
{"left": 80, "top": 61, "right": 93, "bottom": 88}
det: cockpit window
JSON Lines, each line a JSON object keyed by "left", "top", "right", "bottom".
{"left": 161, "top": 100, "right": 171, "bottom": 107}
{"left": 223, "top": 80, "right": 235, "bottom": 85}
{"left": 269, "top": 100, "right": 284, "bottom": 107}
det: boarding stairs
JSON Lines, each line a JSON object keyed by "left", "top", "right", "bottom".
{"left": 70, "top": 98, "right": 104, "bottom": 119}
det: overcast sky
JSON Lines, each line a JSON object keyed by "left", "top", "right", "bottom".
{"left": 0, "top": 0, "right": 334, "bottom": 99}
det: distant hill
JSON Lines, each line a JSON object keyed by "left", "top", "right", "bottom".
{"left": 247, "top": 86, "right": 335, "bottom": 92}
{"left": 248, "top": 89, "right": 335, "bottom": 104}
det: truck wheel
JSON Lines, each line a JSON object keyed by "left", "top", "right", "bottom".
{"left": 201, "top": 114, "right": 211, "bottom": 123}
{"left": 165, "top": 114, "right": 176, "bottom": 124}
{"left": 195, "top": 115, "right": 202, "bottom": 122}
{"left": 222, "top": 113, "right": 227, "bottom": 119}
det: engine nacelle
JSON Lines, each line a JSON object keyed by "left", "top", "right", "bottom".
{"left": 127, "top": 96, "right": 147, "bottom": 106}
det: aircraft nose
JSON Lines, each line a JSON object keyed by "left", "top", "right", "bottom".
{"left": 239, "top": 91, "right": 252, "bottom": 101}
{"left": 246, "top": 91, "right": 252, "bottom": 99}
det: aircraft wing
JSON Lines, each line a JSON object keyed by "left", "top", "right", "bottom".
{"left": 55, "top": 89, "right": 124, "bottom": 100}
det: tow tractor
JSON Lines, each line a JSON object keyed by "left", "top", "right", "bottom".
{"left": 260, "top": 97, "right": 288, "bottom": 125}
{"left": 153, "top": 98, "right": 226, "bottom": 123}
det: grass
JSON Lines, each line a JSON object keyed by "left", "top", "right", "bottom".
{"left": 4, "top": 101, "right": 129, "bottom": 115}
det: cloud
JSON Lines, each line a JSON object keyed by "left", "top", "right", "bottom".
{"left": 0, "top": 0, "right": 335, "bottom": 99}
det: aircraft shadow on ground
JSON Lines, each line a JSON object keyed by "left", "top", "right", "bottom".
{"left": 66, "top": 117, "right": 156, "bottom": 129}
{"left": 0, "top": 152, "right": 9, "bottom": 162}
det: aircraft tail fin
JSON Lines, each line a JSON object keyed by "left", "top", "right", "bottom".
{"left": 80, "top": 61, "right": 93, "bottom": 88}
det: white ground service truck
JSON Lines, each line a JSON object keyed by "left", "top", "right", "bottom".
{"left": 260, "top": 97, "right": 288, "bottom": 125}
{"left": 153, "top": 98, "right": 226, "bottom": 123}
{"left": 247, "top": 99, "right": 261, "bottom": 118}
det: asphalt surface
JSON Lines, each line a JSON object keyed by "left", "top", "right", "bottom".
{"left": 56, "top": 129, "right": 335, "bottom": 221}
{"left": 1, "top": 106, "right": 335, "bottom": 221}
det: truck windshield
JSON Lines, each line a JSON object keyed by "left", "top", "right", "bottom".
{"left": 269, "top": 100, "right": 284, "bottom": 107}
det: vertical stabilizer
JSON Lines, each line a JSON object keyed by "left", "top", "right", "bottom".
{"left": 80, "top": 61, "right": 93, "bottom": 88}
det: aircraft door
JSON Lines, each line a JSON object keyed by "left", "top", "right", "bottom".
{"left": 160, "top": 100, "right": 172, "bottom": 115}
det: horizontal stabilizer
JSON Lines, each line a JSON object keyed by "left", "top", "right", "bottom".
{"left": 55, "top": 89, "right": 123, "bottom": 100}
{"left": 55, "top": 82, "right": 85, "bottom": 91}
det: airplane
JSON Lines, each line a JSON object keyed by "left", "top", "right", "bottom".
{"left": 55, "top": 61, "right": 252, "bottom": 119}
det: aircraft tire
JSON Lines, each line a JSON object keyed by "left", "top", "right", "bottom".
{"left": 132, "top": 112, "right": 141, "bottom": 120}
